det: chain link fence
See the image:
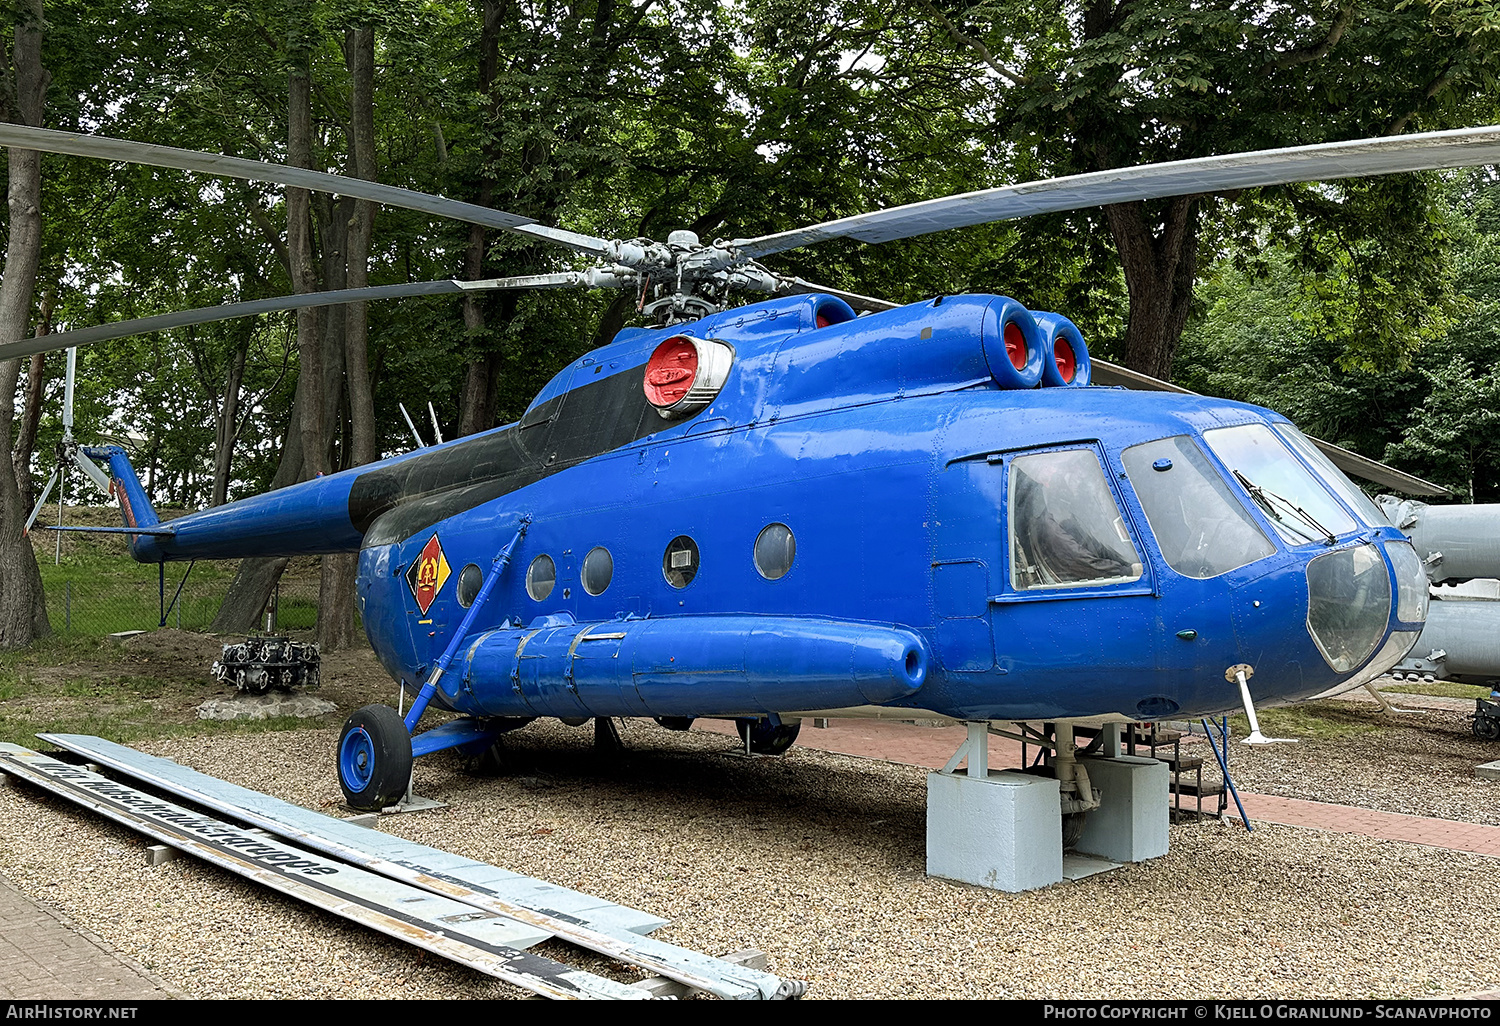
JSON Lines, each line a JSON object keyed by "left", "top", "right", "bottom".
{"left": 33, "top": 506, "right": 323, "bottom": 636}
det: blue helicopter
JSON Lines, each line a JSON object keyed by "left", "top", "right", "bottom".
{"left": 2, "top": 124, "right": 1496, "bottom": 810}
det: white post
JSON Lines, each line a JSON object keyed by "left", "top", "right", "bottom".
{"left": 965, "top": 721, "right": 988, "bottom": 779}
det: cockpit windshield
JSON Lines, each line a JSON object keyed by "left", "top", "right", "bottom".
{"left": 1122, "top": 436, "right": 1275, "bottom": 579}
{"left": 1202, "top": 424, "right": 1358, "bottom": 545}
{"left": 1272, "top": 421, "right": 1388, "bottom": 527}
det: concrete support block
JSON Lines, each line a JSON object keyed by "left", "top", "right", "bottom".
{"left": 1074, "top": 755, "right": 1169, "bottom": 863}
{"left": 927, "top": 770, "right": 1062, "bottom": 892}
{"left": 146, "top": 844, "right": 178, "bottom": 866}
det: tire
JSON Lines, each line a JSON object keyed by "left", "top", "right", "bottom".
{"left": 1474, "top": 714, "right": 1500, "bottom": 742}
{"left": 338, "top": 704, "right": 414, "bottom": 810}
{"left": 735, "top": 717, "right": 801, "bottom": 756}
{"left": 654, "top": 716, "right": 695, "bottom": 731}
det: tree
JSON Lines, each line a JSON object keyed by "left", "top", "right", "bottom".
{"left": 1386, "top": 357, "right": 1500, "bottom": 501}
{"left": 1176, "top": 170, "right": 1500, "bottom": 501}
{"left": 0, "top": 0, "right": 51, "bottom": 648}
{"left": 925, "top": 0, "right": 1500, "bottom": 379}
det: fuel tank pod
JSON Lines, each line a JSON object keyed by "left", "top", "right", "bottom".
{"left": 453, "top": 614, "right": 930, "bottom": 719}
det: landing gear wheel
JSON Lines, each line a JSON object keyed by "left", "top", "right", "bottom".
{"left": 1062, "top": 812, "right": 1087, "bottom": 849}
{"left": 338, "top": 704, "right": 413, "bottom": 811}
{"left": 735, "top": 717, "right": 801, "bottom": 756}
{"left": 654, "top": 716, "right": 695, "bottom": 731}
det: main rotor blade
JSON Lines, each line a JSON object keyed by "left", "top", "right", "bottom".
{"left": 0, "top": 125, "right": 612, "bottom": 257}
{"left": 730, "top": 125, "right": 1500, "bottom": 260}
{"left": 776, "top": 276, "right": 901, "bottom": 313}
{"left": 1089, "top": 359, "right": 1451, "bottom": 497}
{"left": 0, "top": 274, "right": 595, "bottom": 360}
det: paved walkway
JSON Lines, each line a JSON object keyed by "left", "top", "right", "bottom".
{"left": 0, "top": 868, "right": 183, "bottom": 1000}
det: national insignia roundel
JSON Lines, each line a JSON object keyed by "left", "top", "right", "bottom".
{"left": 405, "top": 534, "right": 451, "bottom": 615}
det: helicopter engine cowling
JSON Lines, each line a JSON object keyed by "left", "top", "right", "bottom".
{"left": 1030, "top": 312, "right": 1092, "bottom": 388}
{"left": 980, "top": 299, "right": 1046, "bottom": 390}
{"left": 449, "top": 614, "right": 929, "bottom": 720}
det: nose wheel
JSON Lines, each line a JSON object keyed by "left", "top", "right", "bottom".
{"left": 338, "top": 704, "right": 414, "bottom": 810}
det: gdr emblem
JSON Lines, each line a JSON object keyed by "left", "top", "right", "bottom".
{"left": 405, "top": 534, "right": 451, "bottom": 615}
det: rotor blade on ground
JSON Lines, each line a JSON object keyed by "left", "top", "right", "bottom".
{"left": 1090, "top": 359, "right": 1450, "bottom": 497}
{"left": 0, "top": 125, "right": 612, "bottom": 257}
{"left": 731, "top": 125, "right": 1500, "bottom": 260}
{"left": 0, "top": 274, "right": 594, "bottom": 360}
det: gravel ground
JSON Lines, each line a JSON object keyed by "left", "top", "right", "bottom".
{"left": 3, "top": 717, "right": 1500, "bottom": 1000}
{"left": 1210, "top": 699, "right": 1500, "bottom": 826}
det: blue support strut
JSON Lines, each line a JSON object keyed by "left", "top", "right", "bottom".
{"left": 1202, "top": 716, "right": 1252, "bottom": 832}
{"left": 404, "top": 516, "right": 530, "bottom": 735}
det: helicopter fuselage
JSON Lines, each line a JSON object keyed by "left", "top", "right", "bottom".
{"left": 103, "top": 292, "right": 1426, "bottom": 726}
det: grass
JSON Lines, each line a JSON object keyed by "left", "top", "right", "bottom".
{"left": 0, "top": 508, "right": 344, "bottom": 749}
{"left": 1226, "top": 701, "right": 1385, "bottom": 741}
{"left": 1382, "top": 681, "right": 1491, "bottom": 700}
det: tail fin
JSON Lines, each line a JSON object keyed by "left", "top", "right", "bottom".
{"left": 84, "top": 445, "right": 159, "bottom": 530}
{"left": 81, "top": 445, "right": 170, "bottom": 561}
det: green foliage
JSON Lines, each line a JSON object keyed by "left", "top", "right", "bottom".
{"left": 1179, "top": 170, "right": 1500, "bottom": 500}
{"left": 9, "top": 0, "right": 1500, "bottom": 508}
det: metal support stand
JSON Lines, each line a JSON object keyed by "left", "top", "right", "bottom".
{"left": 1364, "top": 681, "right": 1418, "bottom": 715}
{"left": 158, "top": 560, "right": 195, "bottom": 628}
{"left": 1203, "top": 717, "right": 1252, "bottom": 832}
{"left": 1230, "top": 664, "right": 1296, "bottom": 744}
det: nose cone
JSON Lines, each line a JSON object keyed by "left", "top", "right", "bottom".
{"left": 1221, "top": 535, "right": 1428, "bottom": 711}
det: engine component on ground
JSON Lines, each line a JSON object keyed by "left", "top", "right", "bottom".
{"left": 211, "top": 636, "right": 321, "bottom": 693}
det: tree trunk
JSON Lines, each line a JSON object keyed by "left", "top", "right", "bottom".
{"left": 312, "top": 23, "right": 382, "bottom": 654}
{"left": 344, "top": 24, "right": 377, "bottom": 469}
{"left": 211, "top": 338, "right": 248, "bottom": 507}
{"left": 0, "top": 0, "right": 50, "bottom": 648}
{"left": 208, "top": 389, "right": 306, "bottom": 633}
{"left": 457, "top": 0, "right": 503, "bottom": 438}
{"left": 1104, "top": 197, "right": 1203, "bottom": 382}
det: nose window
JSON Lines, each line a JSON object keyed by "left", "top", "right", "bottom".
{"left": 1008, "top": 448, "right": 1143, "bottom": 591}
{"left": 1122, "top": 436, "right": 1275, "bottom": 579}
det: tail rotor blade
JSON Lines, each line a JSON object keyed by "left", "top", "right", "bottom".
{"left": 24, "top": 468, "right": 59, "bottom": 535}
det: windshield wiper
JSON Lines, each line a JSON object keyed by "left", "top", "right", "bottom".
{"left": 1233, "top": 469, "right": 1337, "bottom": 546}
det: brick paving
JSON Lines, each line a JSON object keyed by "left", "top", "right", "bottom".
{"left": 703, "top": 715, "right": 1500, "bottom": 859}
{"left": 0, "top": 869, "right": 183, "bottom": 1000}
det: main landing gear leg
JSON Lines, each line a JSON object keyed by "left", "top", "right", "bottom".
{"left": 595, "top": 716, "right": 624, "bottom": 754}
{"left": 337, "top": 517, "right": 530, "bottom": 812}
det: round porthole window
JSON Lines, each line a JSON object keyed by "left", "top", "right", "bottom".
{"left": 456, "top": 563, "right": 483, "bottom": 607}
{"left": 754, "top": 523, "right": 795, "bottom": 580}
{"left": 526, "top": 554, "right": 556, "bottom": 601}
{"left": 662, "top": 536, "right": 700, "bottom": 589}
{"left": 582, "top": 546, "right": 614, "bottom": 596}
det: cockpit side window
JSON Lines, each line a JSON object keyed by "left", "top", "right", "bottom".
{"left": 1008, "top": 448, "right": 1144, "bottom": 591}
{"left": 1122, "top": 436, "right": 1275, "bottom": 579}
